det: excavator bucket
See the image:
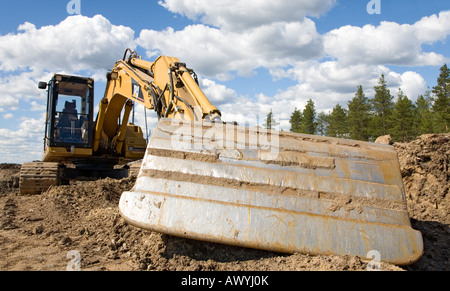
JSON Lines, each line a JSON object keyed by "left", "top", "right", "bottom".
{"left": 119, "top": 118, "right": 423, "bottom": 266}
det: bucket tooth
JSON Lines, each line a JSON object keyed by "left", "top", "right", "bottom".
{"left": 119, "top": 118, "right": 423, "bottom": 266}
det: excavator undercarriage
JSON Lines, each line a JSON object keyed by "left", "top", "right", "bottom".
{"left": 19, "top": 162, "right": 62, "bottom": 195}
{"left": 19, "top": 158, "right": 132, "bottom": 195}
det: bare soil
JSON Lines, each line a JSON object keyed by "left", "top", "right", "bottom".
{"left": 0, "top": 134, "right": 448, "bottom": 271}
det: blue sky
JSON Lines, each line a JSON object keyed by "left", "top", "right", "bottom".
{"left": 0, "top": 0, "right": 449, "bottom": 163}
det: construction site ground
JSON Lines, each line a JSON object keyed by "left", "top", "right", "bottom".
{"left": 0, "top": 134, "right": 448, "bottom": 271}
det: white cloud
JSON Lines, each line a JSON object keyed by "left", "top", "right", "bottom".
{"left": 0, "top": 96, "right": 18, "bottom": 111}
{"left": 140, "top": 0, "right": 327, "bottom": 81}
{"left": 0, "top": 70, "right": 49, "bottom": 111}
{"left": 280, "top": 61, "right": 387, "bottom": 94}
{"left": 414, "top": 10, "right": 450, "bottom": 43}
{"left": 324, "top": 21, "right": 446, "bottom": 67}
{"left": 200, "top": 78, "right": 238, "bottom": 105}
{"left": 324, "top": 12, "right": 450, "bottom": 67}
{"left": 399, "top": 71, "right": 428, "bottom": 101}
{"left": 0, "top": 15, "right": 136, "bottom": 73}
{"left": 158, "top": 0, "right": 336, "bottom": 30}
{"left": 3, "top": 113, "right": 13, "bottom": 120}
{"left": 30, "top": 101, "right": 46, "bottom": 112}
{"left": 0, "top": 116, "right": 45, "bottom": 163}
{"left": 137, "top": 19, "right": 323, "bottom": 80}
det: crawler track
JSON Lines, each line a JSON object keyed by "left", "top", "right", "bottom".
{"left": 19, "top": 162, "right": 61, "bottom": 195}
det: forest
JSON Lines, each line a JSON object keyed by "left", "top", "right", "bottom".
{"left": 275, "top": 64, "right": 450, "bottom": 143}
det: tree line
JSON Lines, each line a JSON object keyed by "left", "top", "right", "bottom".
{"left": 268, "top": 64, "right": 449, "bottom": 143}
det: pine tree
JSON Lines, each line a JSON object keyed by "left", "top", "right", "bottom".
{"left": 391, "top": 89, "right": 416, "bottom": 142}
{"left": 301, "top": 99, "right": 317, "bottom": 134}
{"left": 289, "top": 108, "right": 303, "bottom": 133}
{"left": 372, "top": 74, "right": 394, "bottom": 137}
{"left": 414, "top": 89, "right": 434, "bottom": 135}
{"left": 431, "top": 64, "right": 450, "bottom": 132}
{"left": 327, "top": 104, "right": 348, "bottom": 138}
{"left": 316, "top": 112, "right": 331, "bottom": 136}
{"left": 348, "top": 85, "right": 371, "bottom": 141}
{"left": 263, "top": 109, "right": 278, "bottom": 130}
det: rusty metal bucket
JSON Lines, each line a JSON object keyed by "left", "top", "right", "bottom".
{"left": 119, "top": 118, "right": 423, "bottom": 266}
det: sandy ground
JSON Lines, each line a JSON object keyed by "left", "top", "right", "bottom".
{"left": 0, "top": 134, "right": 448, "bottom": 271}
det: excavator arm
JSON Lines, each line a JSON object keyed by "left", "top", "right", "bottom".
{"left": 93, "top": 49, "right": 221, "bottom": 156}
{"left": 19, "top": 49, "right": 225, "bottom": 195}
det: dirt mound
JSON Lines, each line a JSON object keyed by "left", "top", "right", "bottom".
{"left": 394, "top": 134, "right": 450, "bottom": 271}
{"left": 0, "top": 134, "right": 449, "bottom": 271}
{"left": 1, "top": 175, "right": 396, "bottom": 271}
{"left": 395, "top": 134, "right": 450, "bottom": 224}
{"left": 0, "top": 164, "right": 20, "bottom": 196}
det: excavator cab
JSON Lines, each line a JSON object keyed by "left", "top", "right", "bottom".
{"left": 19, "top": 75, "right": 96, "bottom": 195}
{"left": 20, "top": 74, "right": 135, "bottom": 195}
{"left": 39, "top": 74, "right": 94, "bottom": 153}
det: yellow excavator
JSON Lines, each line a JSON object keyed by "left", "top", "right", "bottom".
{"left": 20, "top": 49, "right": 423, "bottom": 266}
{"left": 19, "top": 49, "right": 221, "bottom": 192}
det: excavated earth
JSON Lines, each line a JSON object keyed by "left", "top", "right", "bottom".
{"left": 0, "top": 134, "right": 448, "bottom": 271}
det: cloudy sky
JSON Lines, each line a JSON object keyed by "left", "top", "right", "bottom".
{"left": 0, "top": 0, "right": 449, "bottom": 163}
